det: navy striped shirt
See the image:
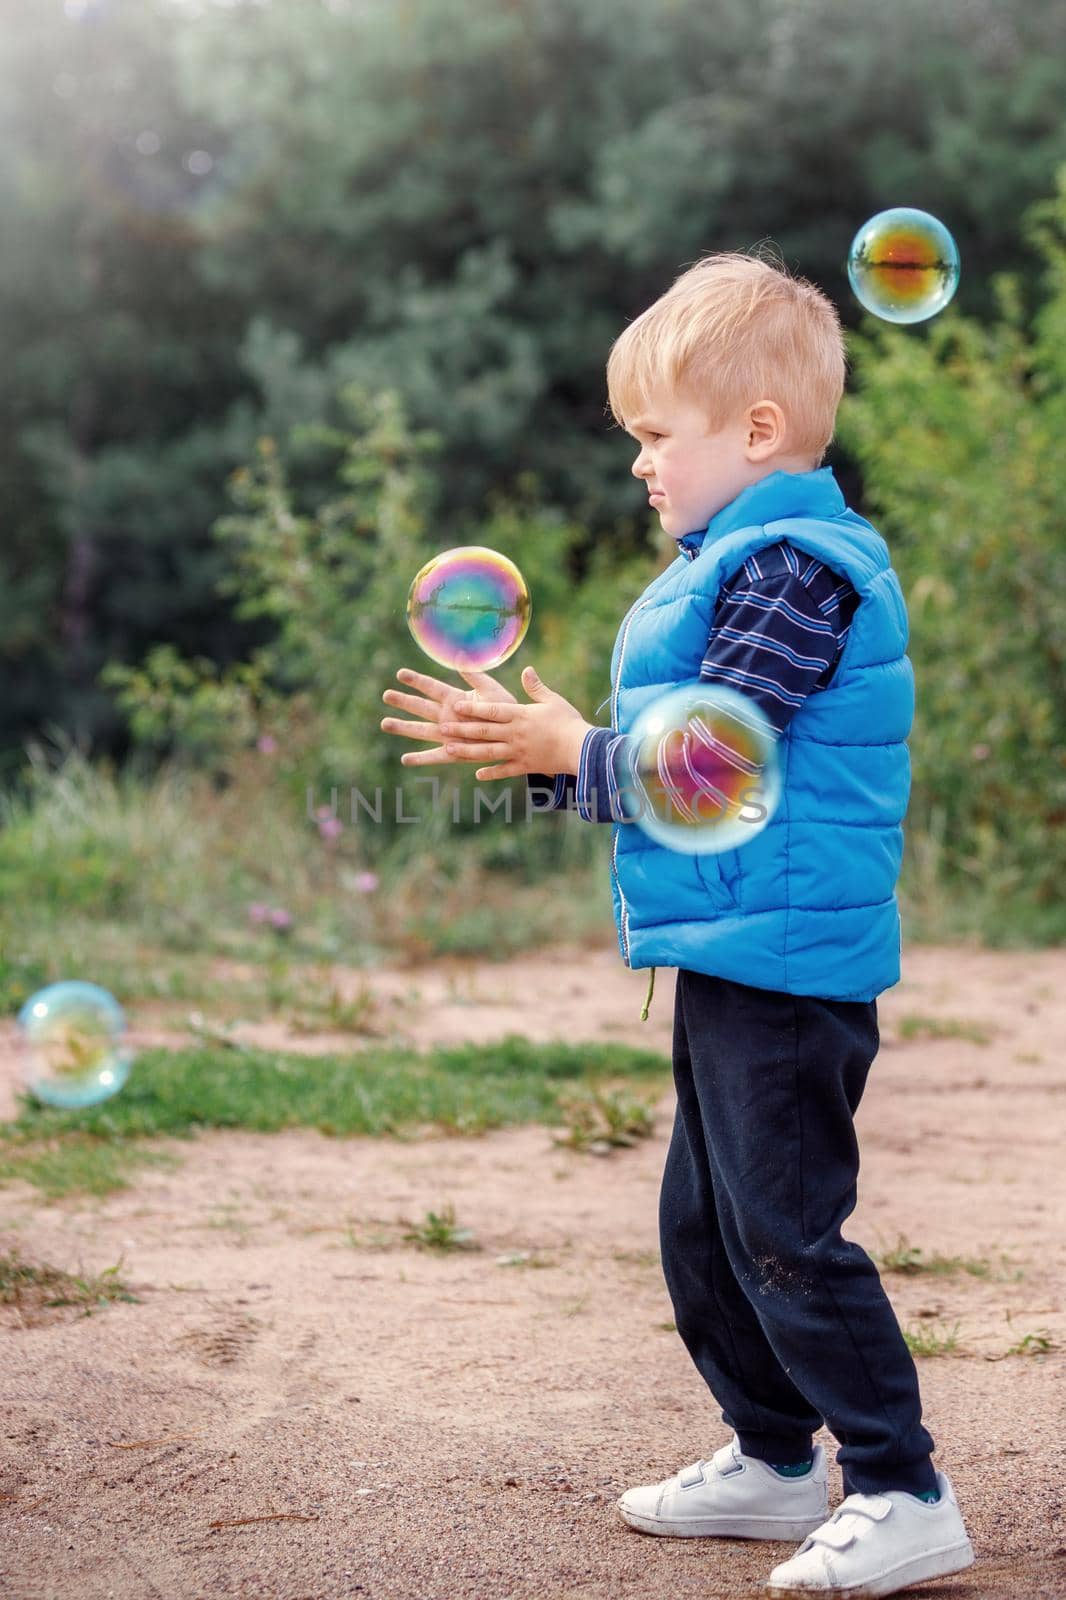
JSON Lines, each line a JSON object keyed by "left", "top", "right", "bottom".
{"left": 529, "top": 541, "right": 860, "bottom": 820}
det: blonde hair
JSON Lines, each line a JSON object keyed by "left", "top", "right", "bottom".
{"left": 606, "top": 250, "right": 846, "bottom": 461}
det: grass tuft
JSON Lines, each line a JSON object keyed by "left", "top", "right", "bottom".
{"left": 901, "top": 1319, "right": 961, "bottom": 1356}
{"left": 875, "top": 1234, "right": 993, "bottom": 1278}
{"left": 0, "top": 1246, "right": 140, "bottom": 1327}
{"left": 1005, "top": 1330, "right": 1054, "bottom": 1356}
{"left": 400, "top": 1203, "right": 480, "bottom": 1252}
{"left": 549, "top": 1084, "right": 658, "bottom": 1155}
{"left": 895, "top": 1014, "right": 993, "bottom": 1045}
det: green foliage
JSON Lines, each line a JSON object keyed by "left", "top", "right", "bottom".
{"left": 896, "top": 1015, "right": 993, "bottom": 1045}
{"left": 401, "top": 1204, "right": 480, "bottom": 1252}
{"left": 0, "top": 1248, "right": 140, "bottom": 1319}
{"left": 0, "top": 746, "right": 240, "bottom": 938}
{"left": 901, "top": 1320, "right": 961, "bottom": 1358}
{"left": 838, "top": 173, "right": 1066, "bottom": 928}
{"left": 106, "top": 385, "right": 658, "bottom": 862}
{"left": 0, "top": 734, "right": 617, "bottom": 1016}
{"left": 1004, "top": 1330, "right": 1054, "bottom": 1357}
{"left": 0, "top": 950, "right": 52, "bottom": 1014}
{"left": 549, "top": 1084, "right": 658, "bottom": 1155}
{"left": 101, "top": 647, "right": 266, "bottom": 757}
{"left": 2, "top": 0, "right": 1066, "bottom": 755}
{"left": 874, "top": 1235, "right": 993, "bottom": 1279}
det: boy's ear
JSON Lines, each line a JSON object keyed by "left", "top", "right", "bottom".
{"left": 745, "top": 400, "right": 787, "bottom": 461}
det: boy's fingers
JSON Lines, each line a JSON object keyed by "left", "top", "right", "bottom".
{"left": 440, "top": 720, "right": 512, "bottom": 740}
{"left": 382, "top": 689, "right": 438, "bottom": 717}
{"left": 395, "top": 667, "right": 449, "bottom": 699}
{"left": 459, "top": 670, "right": 517, "bottom": 703}
{"left": 474, "top": 762, "right": 524, "bottom": 780}
{"left": 455, "top": 700, "right": 515, "bottom": 723}
{"left": 399, "top": 745, "right": 457, "bottom": 766}
{"left": 441, "top": 741, "right": 511, "bottom": 761}
{"left": 381, "top": 717, "right": 444, "bottom": 742}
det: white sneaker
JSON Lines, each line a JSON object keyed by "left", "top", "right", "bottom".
{"left": 616, "top": 1435, "right": 829, "bottom": 1540}
{"left": 764, "top": 1468, "right": 975, "bottom": 1596}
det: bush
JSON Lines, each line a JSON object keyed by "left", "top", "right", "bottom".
{"left": 838, "top": 173, "right": 1066, "bottom": 932}
{"left": 105, "top": 384, "right": 660, "bottom": 873}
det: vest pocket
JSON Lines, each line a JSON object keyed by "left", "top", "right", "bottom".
{"left": 695, "top": 849, "right": 741, "bottom": 910}
{"left": 717, "top": 846, "right": 744, "bottom": 906}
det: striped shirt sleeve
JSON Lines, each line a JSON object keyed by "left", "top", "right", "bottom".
{"left": 526, "top": 770, "right": 577, "bottom": 811}
{"left": 698, "top": 541, "right": 858, "bottom": 737}
{"left": 552, "top": 542, "right": 859, "bottom": 825}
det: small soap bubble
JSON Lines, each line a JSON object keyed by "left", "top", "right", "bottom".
{"left": 622, "top": 685, "right": 781, "bottom": 856}
{"left": 406, "top": 546, "right": 531, "bottom": 671}
{"left": 847, "top": 207, "right": 960, "bottom": 324}
{"left": 17, "top": 981, "right": 133, "bottom": 1109}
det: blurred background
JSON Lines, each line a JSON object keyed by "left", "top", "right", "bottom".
{"left": 2, "top": 0, "right": 1064, "bottom": 1017}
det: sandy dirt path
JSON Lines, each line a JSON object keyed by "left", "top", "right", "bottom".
{"left": 1, "top": 943, "right": 1063, "bottom": 1600}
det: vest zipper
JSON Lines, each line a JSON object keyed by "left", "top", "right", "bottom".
{"left": 609, "top": 596, "right": 653, "bottom": 968}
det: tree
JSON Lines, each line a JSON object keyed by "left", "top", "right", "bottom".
{"left": 2, "top": 0, "right": 1064, "bottom": 756}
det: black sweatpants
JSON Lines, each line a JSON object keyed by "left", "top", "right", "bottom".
{"left": 658, "top": 968, "right": 938, "bottom": 1498}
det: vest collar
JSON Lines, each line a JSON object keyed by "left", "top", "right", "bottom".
{"left": 676, "top": 467, "right": 846, "bottom": 561}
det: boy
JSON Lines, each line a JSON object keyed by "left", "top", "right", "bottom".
{"left": 380, "top": 253, "right": 975, "bottom": 1596}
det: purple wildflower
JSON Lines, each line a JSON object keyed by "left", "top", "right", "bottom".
{"left": 354, "top": 871, "right": 380, "bottom": 894}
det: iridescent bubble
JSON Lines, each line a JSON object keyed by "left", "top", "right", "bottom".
{"left": 622, "top": 685, "right": 781, "bottom": 856}
{"left": 847, "top": 208, "right": 960, "bottom": 324}
{"left": 17, "top": 982, "right": 133, "bottom": 1110}
{"left": 407, "top": 546, "right": 531, "bottom": 671}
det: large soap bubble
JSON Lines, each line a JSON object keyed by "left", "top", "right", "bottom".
{"left": 847, "top": 207, "right": 960, "bottom": 324}
{"left": 17, "top": 982, "right": 133, "bottom": 1109}
{"left": 621, "top": 684, "right": 781, "bottom": 856}
{"left": 406, "top": 546, "right": 531, "bottom": 671}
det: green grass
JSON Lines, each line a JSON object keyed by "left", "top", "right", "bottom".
{"left": 875, "top": 1235, "right": 994, "bottom": 1278}
{"left": 0, "top": 1247, "right": 139, "bottom": 1323}
{"left": 895, "top": 1014, "right": 993, "bottom": 1045}
{"left": 901, "top": 1319, "right": 961, "bottom": 1357}
{"left": 1005, "top": 1330, "right": 1054, "bottom": 1356}
{"left": 898, "top": 842, "right": 1066, "bottom": 948}
{"left": 0, "top": 750, "right": 616, "bottom": 1012}
{"left": 0, "top": 1136, "right": 178, "bottom": 1201}
{"left": 0, "top": 1036, "right": 670, "bottom": 1199}
{"left": 548, "top": 1084, "right": 656, "bottom": 1154}
{"left": 400, "top": 1203, "right": 481, "bottom": 1251}
{"left": 1, "top": 750, "right": 1061, "bottom": 1026}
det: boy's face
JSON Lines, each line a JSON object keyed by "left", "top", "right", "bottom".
{"left": 626, "top": 390, "right": 776, "bottom": 540}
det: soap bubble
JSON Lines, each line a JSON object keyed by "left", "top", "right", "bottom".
{"left": 621, "top": 684, "right": 781, "bottom": 856}
{"left": 17, "top": 982, "right": 133, "bottom": 1109}
{"left": 407, "top": 546, "right": 531, "bottom": 671}
{"left": 847, "top": 207, "right": 960, "bottom": 324}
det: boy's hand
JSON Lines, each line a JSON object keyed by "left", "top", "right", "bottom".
{"left": 381, "top": 667, "right": 517, "bottom": 771}
{"left": 382, "top": 664, "right": 594, "bottom": 781}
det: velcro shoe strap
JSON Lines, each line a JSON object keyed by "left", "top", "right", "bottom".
{"left": 809, "top": 1496, "right": 893, "bottom": 1551}
{"left": 678, "top": 1463, "right": 706, "bottom": 1489}
{"left": 711, "top": 1441, "right": 743, "bottom": 1476}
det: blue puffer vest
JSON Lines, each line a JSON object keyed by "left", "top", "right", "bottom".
{"left": 609, "top": 467, "right": 913, "bottom": 1002}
